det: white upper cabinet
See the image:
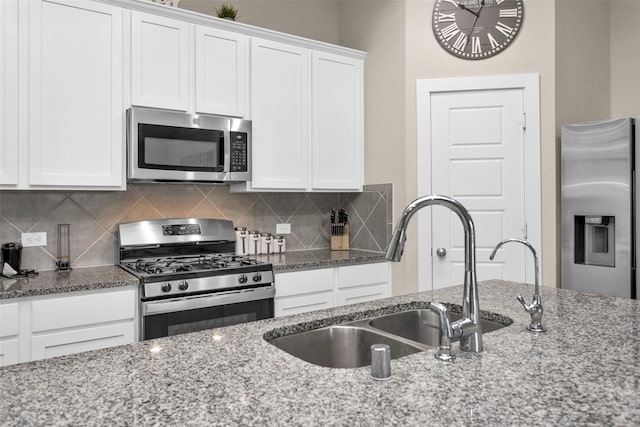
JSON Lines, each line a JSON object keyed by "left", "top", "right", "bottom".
{"left": 195, "top": 26, "right": 248, "bottom": 117}
{"left": 131, "top": 11, "right": 191, "bottom": 111}
{"left": 131, "top": 13, "right": 249, "bottom": 117}
{"left": 248, "top": 38, "right": 311, "bottom": 190}
{"left": 234, "top": 39, "right": 364, "bottom": 193}
{"left": 0, "top": 0, "right": 18, "bottom": 187}
{"left": 311, "top": 51, "right": 363, "bottom": 191}
{"left": 3, "top": 0, "right": 364, "bottom": 191}
{"left": 27, "top": 0, "right": 124, "bottom": 188}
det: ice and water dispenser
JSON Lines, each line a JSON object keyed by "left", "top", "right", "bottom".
{"left": 573, "top": 215, "right": 615, "bottom": 268}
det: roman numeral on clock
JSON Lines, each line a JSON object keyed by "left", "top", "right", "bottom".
{"left": 495, "top": 21, "right": 513, "bottom": 37}
{"left": 471, "top": 36, "right": 482, "bottom": 54}
{"left": 440, "top": 23, "right": 460, "bottom": 41}
{"left": 499, "top": 8, "right": 518, "bottom": 18}
{"left": 438, "top": 12, "right": 456, "bottom": 22}
{"left": 487, "top": 33, "right": 500, "bottom": 50}
{"left": 452, "top": 33, "right": 468, "bottom": 51}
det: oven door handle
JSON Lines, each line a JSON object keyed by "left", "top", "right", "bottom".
{"left": 142, "top": 286, "right": 275, "bottom": 316}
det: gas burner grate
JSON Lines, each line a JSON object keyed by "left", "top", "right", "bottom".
{"left": 127, "top": 254, "right": 261, "bottom": 276}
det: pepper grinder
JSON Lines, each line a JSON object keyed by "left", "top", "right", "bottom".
{"left": 56, "top": 224, "right": 71, "bottom": 271}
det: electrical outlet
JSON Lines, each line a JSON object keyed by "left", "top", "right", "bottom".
{"left": 276, "top": 223, "right": 291, "bottom": 235}
{"left": 22, "top": 232, "right": 47, "bottom": 247}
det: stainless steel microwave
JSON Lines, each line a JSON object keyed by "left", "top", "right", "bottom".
{"left": 126, "top": 107, "right": 251, "bottom": 183}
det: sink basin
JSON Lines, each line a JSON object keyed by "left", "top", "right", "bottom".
{"left": 265, "top": 303, "right": 512, "bottom": 368}
{"left": 369, "top": 309, "right": 508, "bottom": 347}
{"left": 268, "top": 325, "right": 421, "bottom": 368}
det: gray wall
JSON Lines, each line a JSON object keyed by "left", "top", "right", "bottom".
{"left": 0, "top": 184, "right": 392, "bottom": 272}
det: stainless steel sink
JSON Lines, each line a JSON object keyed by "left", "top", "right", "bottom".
{"left": 265, "top": 304, "right": 512, "bottom": 368}
{"left": 368, "top": 309, "right": 508, "bottom": 347}
{"left": 268, "top": 325, "right": 422, "bottom": 368}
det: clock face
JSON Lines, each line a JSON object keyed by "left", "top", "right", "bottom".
{"left": 432, "top": 0, "right": 524, "bottom": 60}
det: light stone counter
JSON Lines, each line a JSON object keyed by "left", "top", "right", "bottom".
{"left": 1, "top": 280, "right": 639, "bottom": 426}
{"left": 0, "top": 250, "right": 384, "bottom": 300}
{"left": 255, "top": 248, "right": 386, "bottom": 271}
{"left": 0, "top": 266, "right": 139, "bottom": 299}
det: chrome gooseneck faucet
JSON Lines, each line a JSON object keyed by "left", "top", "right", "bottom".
{"left": 489, "top": 238, "right": 546, "bottom": 333}
{"left": 386, "top": 195, "right": 483, "bottom": 357}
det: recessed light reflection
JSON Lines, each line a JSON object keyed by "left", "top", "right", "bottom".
{"left": 149, "top": 344, "right": 163, "bottom": 354}
{"left": 212, "top": 333, "right": 223, "bottom": 342}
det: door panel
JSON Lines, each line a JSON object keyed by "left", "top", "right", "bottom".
{"left": 431, "top": 89, "right": 526, "bottom": 288}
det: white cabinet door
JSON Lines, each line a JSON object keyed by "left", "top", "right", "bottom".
{"left": 311, "top": 51, "right": 363, "bottom": 191}
{"left": 0, "top": 303, "right": 19, "bottom": 366}
{"left": 195, "top": 26, "right": 248, "bottom": 117}
{"left": 274, "top": 268, "right": 334, "bottom": 317}
{"left": 31, "top": 324, "right": 134, "bottom": 361}
{"left": 336, "top": 263, "right": 391, "bottom": 306}
{"left": 0, "top": 0, "right": 18, "bottom": 187}
{"left": 131, "top": 11, "right": 191, "bottom": 111}
{"left": 30, "top": 288, "right": 136, "bottom": 361}
{"left": 274, "top": 263, "right": 391, "bottom": 317}
{"left": 250, "top": 38, "right": 311, "bottom": 190}
{"left": 28, "top": 0, "right": 123, "bottom": 188}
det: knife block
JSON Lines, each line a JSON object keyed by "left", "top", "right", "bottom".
{"left": 330, "top": 224, "right": 349, "bottom": 251}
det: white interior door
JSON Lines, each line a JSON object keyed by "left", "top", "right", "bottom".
{"left": 416, "top": 74, "right": 541, "bottom": 291}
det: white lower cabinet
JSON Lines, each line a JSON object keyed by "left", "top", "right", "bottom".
{"left": 336, "top": 262, "right": 391, "bottom": 306}
{"left": 30, "top": 289, "right": 136, "bottom": 361}
{"left": 0, "top": 287, "right": 137, "bottom": 366}
{"left": 274, "top": 268, "right": 334, "bottom": 317}
{"left": 0, "top": 303, "right": 20, "bottom": 366}
{"left": 274, "top": 262, "right": 391, "bottom": 318}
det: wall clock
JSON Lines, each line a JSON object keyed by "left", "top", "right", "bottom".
{"left": 432, "top": 0, "right": 524, "bottom": 60}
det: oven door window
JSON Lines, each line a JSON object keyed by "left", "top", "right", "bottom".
{"left": 138, "top": 123, "right": 224, "bottom": 172}
{"left": 143, "top": 298, "right": 273, "bottom": 340}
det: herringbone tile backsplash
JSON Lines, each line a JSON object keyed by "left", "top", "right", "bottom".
{"left": 0, "top": 184, "right": 392, "bottom": 272}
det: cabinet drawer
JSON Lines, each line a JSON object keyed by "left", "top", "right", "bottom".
{"left": 337, "top": 262, "right": 389, "bottom": 289}
{"left": 337, "top": 284, "right": 390, "bottom": 307}
{"left": 274, "top": 292, "right": 334, "bottom": 318}
{"left": 0, "top": 338, "right": 19, "bottom": 366}
{"left": 275, "top": 269, "right": 334, "bottom": 297}
{"left": 32, "top": 289, "right": 135, "bottom": 333}
{"left": 0, "top": 302, "right": 19, "bottom": 337}
{"left": 31, "top": 323, "right": 134, "bottom": 361}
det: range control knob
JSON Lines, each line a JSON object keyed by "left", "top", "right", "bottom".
{"left": 239, "top": 274, "right": 248, "bottom": 284}
{"left": 252, "top": 272, "right": 262, "bottom": 282}
{"left": 178, "top": 280, "right": 189, "bottom": 291}
{"left": 161, "top": 283, "right": 172, "bottom": 293}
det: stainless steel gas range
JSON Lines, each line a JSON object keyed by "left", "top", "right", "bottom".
{"left": 118, "top": 218, "right": 274, "bottom": 340}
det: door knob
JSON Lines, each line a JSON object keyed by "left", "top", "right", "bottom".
{"left": 436, "top": 247, "right": 447, "bottom": 257}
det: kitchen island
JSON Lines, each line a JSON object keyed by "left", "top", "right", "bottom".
{"left": 1, "top": 280, "right": 639, "bottom": 426}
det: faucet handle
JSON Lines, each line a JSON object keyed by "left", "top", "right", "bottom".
{"left": 517, "top": 295, "right": 531, "bottom": 313}
{"left": 517, "top": 294, "right": 546, "bottom": 333}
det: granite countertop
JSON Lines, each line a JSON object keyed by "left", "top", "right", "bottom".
{"left": 1, "top": 280, "right": 639, "bottom": 426}
{"left": 0, "top": 250, "right": 385, "bottom": 300}
{"left": 0, "top": 266, "right": 139, "bottom": 300}
{"left": 255, "top": 248, "right": 386, "bottom": 272}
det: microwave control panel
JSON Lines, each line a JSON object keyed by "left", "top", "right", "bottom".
{"left": 230, "top": 132, "right": 248, "bottom": 172}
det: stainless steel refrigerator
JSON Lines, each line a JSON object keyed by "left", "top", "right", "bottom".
{"left": 561, "top": 117, "right": 638, "bottom": 299}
